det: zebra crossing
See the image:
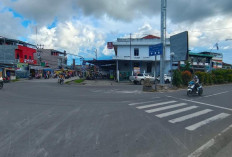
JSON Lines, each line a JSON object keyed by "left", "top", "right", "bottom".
{"left": 128, "top": 100, "right": 231, "bottom": 131}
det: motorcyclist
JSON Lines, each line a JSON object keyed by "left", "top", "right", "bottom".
{"left": 193, "top": 75, "right": 199, "bottom": 93}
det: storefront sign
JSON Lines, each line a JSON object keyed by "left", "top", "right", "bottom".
{"left": 24, "top": 59, "right": 36, "bottom": 64}
{"left": 17, "top": 63, "right": 29, "bottom": 70}
{"left": 134, "top": 67, "right": 140, "bottom": 74}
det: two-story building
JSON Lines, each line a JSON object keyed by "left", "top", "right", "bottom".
{"left": 0, "top": 36, "right": 37, "bottom": 79}
{"left": 180, "top": 52, "right": 213, "bottom": 72}
{"left": 199, "top": 52, "right": 223, "bottom": 69}
{"left": 35, "top": 49, "right": 67, "bottom": 69}
{"left": 113, "top": 35, "right": 171, "bottom": 81}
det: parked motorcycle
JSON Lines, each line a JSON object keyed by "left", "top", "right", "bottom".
{"left": 3, "top": 76, "right": 10, "bottom": 83}
{"left": 0, "top": 80, "right": 3, "bottom": 89}
{"left": 187, "top": 81, "right": 203, "bottom": 96}
{"left": 28, "top": 74, "right": 33, "bottom": 80}
{"left": 35, "top": 75, "right": 41, "bottom": 79}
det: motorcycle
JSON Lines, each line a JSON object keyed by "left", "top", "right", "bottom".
{"left": 28, "top": 74, "right": 33, "bottom": 80}
{"left": 0, "top": 80, "right": 3, "bottom": 89}
{"left": 3, "top": 76, "right": 10, "bottom": 83}
{"left": 187, "top": 81, "right": 203, "bottom": 96}
{"left": 58, "top": 77, "right": 64, "bottom": 85}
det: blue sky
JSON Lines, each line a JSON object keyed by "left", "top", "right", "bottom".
{"left": 1, "top": 0, "right": 232, "bottom": 65}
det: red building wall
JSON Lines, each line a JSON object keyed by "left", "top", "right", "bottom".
{"left": 15, "top": 45, "right": 37, "bottom": 64}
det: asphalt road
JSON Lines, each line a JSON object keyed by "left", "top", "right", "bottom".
{"left": 1, "top": 80, "right": 232, "bottom": 157}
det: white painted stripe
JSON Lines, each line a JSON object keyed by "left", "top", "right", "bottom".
{"left": 203, "top": 91, "right": 229, "bottom": 98}
{"left": 169, "top": 109, "right": 213, "bottom": 124}
{"left": 128, "top": 100, "right": 158, "bottom": 106}
{"left": 166, "top": 96, "right": 232, "bottom": 111}
{"left": 188, "top": 124, "right": 232, "bottom": 157}
{"left": 188, "top": 139, "right": 215, "bottom": 157}
{"left": 145, "top": 103, "right": 187, "bottom": 113}
{"left": 185, "top": 113, "right": 230, "bottom": 131}
{"left": 156, "top": 106, "right": 198, "bottom": 118}
{"left": 136, "top": 101, "right": 177, "bottom": 109}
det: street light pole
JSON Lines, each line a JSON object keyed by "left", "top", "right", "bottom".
{"left": 95, "top": 49, "right": 97, "bottom": 60}
{"left": 160, "top": 0, "right": 167, "bottom": 84}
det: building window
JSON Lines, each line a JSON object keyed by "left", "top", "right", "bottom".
{"left": 24, "top": 55, "right": 27, "bottom": 59}
{"left": 134, "top": 48, "right": 139, "bottom": 56}
{"left": 29, "top": 56, "right": 32, "bottom": 59}
{"left": 16, "top": 54, "right": 19, "bottom": 59}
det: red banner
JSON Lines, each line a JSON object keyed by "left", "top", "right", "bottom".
{"left": 107, "top": 42, "right": 114, "bottom": 49}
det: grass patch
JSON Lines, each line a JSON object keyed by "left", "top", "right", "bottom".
{"left": 74, "top": 79, "right": 85, "bottom": 83}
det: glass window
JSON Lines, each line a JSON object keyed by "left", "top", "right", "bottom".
{"left": 134, "top": 48, "right": 139, "bottom": 56}
{"left": 29, "top": 56, "right": 32, "bottom": 59}
{"left": 24, "top": 55, "right": 27, "bottom": 59}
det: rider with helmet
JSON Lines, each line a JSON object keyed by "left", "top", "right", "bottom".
{"left": 193, "top": 75, "right": 199, "bottom": 93}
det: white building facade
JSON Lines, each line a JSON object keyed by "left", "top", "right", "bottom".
{"left": 113, "top": 36, "right": 171, "bottom": 81}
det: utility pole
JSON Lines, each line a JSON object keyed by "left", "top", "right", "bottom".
{"left": 95, "top": 49, "right": 97, "bottom": 60}
{"left": 160, "top": 0, "right": 167, "bottom": 84}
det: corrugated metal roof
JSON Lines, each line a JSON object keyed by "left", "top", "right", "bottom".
{"left": 189, "top": 52, "right": 213, "bottom": 58}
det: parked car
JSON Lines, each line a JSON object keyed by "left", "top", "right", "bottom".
{"left": 156, "top": 74, "right": 172, "bottom": 83}
{"left": 129, "top": 73, "right": 155, "bottom": 85}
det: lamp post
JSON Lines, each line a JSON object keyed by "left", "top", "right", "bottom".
{"left": 160, "top": 0, "right": 167, "bottom": 84}
{"left": 170, "top": 52, "right": 175, "bottom": 85}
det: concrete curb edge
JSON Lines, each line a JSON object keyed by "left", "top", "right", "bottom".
{"left": 188, "top": 124, "right": 232, "bottom": 157}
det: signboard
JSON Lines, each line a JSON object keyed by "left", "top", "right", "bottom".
{"left": 41, "top": 62, "right": 46, "bottom": 67}
{"left": 149, "top": 43, "right": 163, "bottom": 56}
{"left": 107, "top": 42, "right": 114, "bottom": 49}
{"left": 17, "top": 63, "right": 29, "bottom": 70}
{"left": 133, "top": 67, "right": 140, "bottom": 74}
{"left": 170, "top": 31, "right": 189, "bottom": 62}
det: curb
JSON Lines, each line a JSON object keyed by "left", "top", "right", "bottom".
{"left": 188, "top": 124, "right": 232, "bottom": 157}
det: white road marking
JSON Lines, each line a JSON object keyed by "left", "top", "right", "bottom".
{"left": 169, "top": 109, "right": 213, "bottom": 124}
{"left": 156, "top": 106, "right": 198, "bottom": 118}
{"left": 166, "top": 96, "right": 232, "bottom": 111}
{"left": 188, "top": 139, "right": 215, "bottom": 157}
{"left": 128, "top": 99, "right": 160, "bottom": 106}
{"left": 136, "top": 101, "right": 177, "bottom": 109}
{"left": 203, "top": 91, "right": 229, "bottom": 98}
{"left": 185, "top": 113, "right": 230, "bottom": 131}
{"left": 188, "top": 124, "right": 232, "bottom": 157}
{"left": 145, "top": 103, "right": 187, "bottom": 113}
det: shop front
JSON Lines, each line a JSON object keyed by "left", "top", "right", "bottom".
{"left": 4, "top": 68, "right": 16, "bottom": 80}
{"left": 29, "top": 65, "right": 44, "bottom": 78}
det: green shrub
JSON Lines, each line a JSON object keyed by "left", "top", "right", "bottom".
{"left": 195, "top": 71, "right": 205, "bottom": 84}
{"left": 208, "top": 73, "right": 213, "bottom": 85}
{"left": 211, "top": 69, "right": 232, "bottom": 83}
{"left": 228, "top": 74, "right": 232, "bottom": 82}
{"left": 172, "top": 70, "right": 182, "bottom": 87}
{"left": 181, "top": 71, "right": 192, "bottom": 85}
{"left": 215, "top": 75, "right": 224, "bottom": 84}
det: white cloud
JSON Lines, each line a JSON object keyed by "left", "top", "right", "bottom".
{"left": 29, "top": 20, "right": 106, "bottom": 57}
{"left": 0, "top": 10, "right": 28, "bottom": 39}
